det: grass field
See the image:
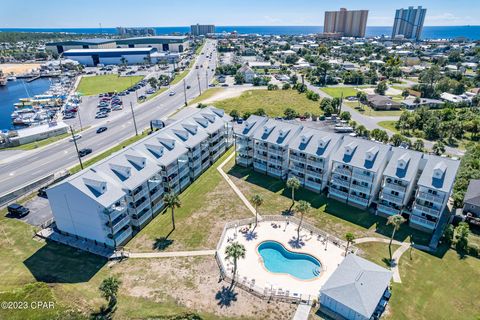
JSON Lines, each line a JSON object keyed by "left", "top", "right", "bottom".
{"left": 320, "top": 86, "right": 359, "bottom": 98}
{"left": 126, "top": 149, "right": 251, "bottom": 252}
{"left": 77, "top": 75, "right": 144, "bottom": 96}
{"left": 378, "top": 120, "right": 400, "bottom": 133}
{"left": 213, "top": 89, "right": 322, "bottom": 117}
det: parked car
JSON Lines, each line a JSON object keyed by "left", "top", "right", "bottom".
{"left": 96, "top": 127, "right": 108, "bottom": 134}
{"left": 169, "top": 91, "right": 176, "bottom": 96}
{"left": 236, "top": 118, "right": 244, "bottom": 124}
{"left": 138, "top": 95, "right": 147, "bottom": 101}
{"left": 78, "top": 148, "right": 92, "bottom": 157}
{"left": 37, "top": 187, "right": 48, "bottom": 198}
{"left": 69, "top": 134, "right": 82, "bottom": 141}
{"left": 221, "top": 84, "right": 229, "bottom": 87}
{"left": 146, "top": 88, "right": 155, "bottom": 94}
{"left": 95, "top": 113, "right": 108, "bottom": 119}
{"left": 63, "top": 113, "right": 76, "bottom": 119}
{"left": 7, "top": 203, "right": 29, "bottom": 217}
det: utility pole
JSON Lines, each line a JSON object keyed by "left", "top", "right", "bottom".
{"left": 77, "top": 105, "right": 83, "bottom": 131}
{"left": 205, "top": 70, "right": 208, "bottom": 90}
{"left": 70, "top": 125, "right": 83, "bottom": 170}
{"left": 129, "top": 102, "right": 138, "bottom": 136}
{"left": 183, "top": 79, "right": 187, "bottom": 106}
{"left": 197, "top": 73, "right": 202, "bottom": 95}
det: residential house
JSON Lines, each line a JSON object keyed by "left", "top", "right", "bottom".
{"left": 367, "top": 94, "right": 403, "bottom": 110}
{"left": 238, "top": 64, "right": 256, "bottom": 83}
{"left": 463, "top": 179, "right": 480, "bottom": 217}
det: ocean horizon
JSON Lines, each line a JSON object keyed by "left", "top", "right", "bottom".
{"left": 0, "top": 25, "right": 479, "bottom": 40}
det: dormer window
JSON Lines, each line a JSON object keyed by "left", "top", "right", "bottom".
{"left": 201, "top": 113, "right": 216, "bottom": 123}
{"left": 433, "top": 162, "right": 447, "bottom": 179}
{"left": 157, "top": 137, "right": 176, "bottom": 150}
{"left": 263, "top": 125, "right": 274, "bottom": 135}
{"left": 211, "top": 108, "right": 225, "bottom": 117}
{"left": 344, "top": 142, "right": 356, "bottom": 156}
{"left": 173, "top": 129, "right": 189, "bottom": 141}
{"left": 145, "top": 144, "right": 164, "bottom": 158}
{"left": 182, "top": 124, "right": 198, "bottom": 135}
{"left": 318, "top": 137, "right": 331, "bottom": 148}
{"left": 300, "top": 135, "right": 309, "bottom": 144}
{"left": 109, "top": 164, "right": 131, "bottom": 179}
{"left": 278, "top": 129, "right": 289, "bottom": 139}
{"left": 194, "top": 117, "right": 209, "bottom": 128}
{"left": 366, "top": 146, "right": 379, "bottom": 161}
{"left": 125, "top": 154, "right": 146, "bottom": 169}
{"left": 83, "top": 178, "right": 107, "bottom": 195}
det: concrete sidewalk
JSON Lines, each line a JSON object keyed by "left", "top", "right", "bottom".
{"left": 126, "top": 249, "right": 216, "bottom": 259}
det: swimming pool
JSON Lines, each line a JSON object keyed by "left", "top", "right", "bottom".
{"left": 257, "top": 241, "right": 322, "bottom": 280}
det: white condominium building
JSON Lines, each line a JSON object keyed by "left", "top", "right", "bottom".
{"left": 288, "top": 128, "right": 343, "bottom": 193}
{"left": 329, "top": 137, "right": 391, "bottom": 209}
{"left": 235, "top": 115, "right": 268, "bottom": 167}
{"left": 250, "top": 118, "right": 302, "bottom": 179}
{"left": 47, "top": 107, "right": 232, "bottom": 248}
{"left": 377, "top": 149, "right": 423, "bottom": 217}
{"left": 409, "top": 156, "right": 459, "bottom": 232}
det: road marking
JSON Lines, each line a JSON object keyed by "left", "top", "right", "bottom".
{"left": 9, "top": 172, "right": 15, "bottom": 176}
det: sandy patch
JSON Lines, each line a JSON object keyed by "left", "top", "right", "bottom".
{"left": 0, "top": 63, "right": 41, "bottom": 75}
{"left": 200, "top": 86, "right": 265, "bottom": 104}
{"left": 114, "top": 256, "right": 297, "bottom": 319}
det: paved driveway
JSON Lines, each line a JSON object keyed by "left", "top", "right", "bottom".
{"left": 21, "top": 196, "right": 53, "bottom": 226}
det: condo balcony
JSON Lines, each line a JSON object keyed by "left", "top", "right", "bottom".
{"left": 289, "top": 154, "right": 306, "bottom": 163}
{"left": 331, "top": 176, "right": 351, "bottom": 188}
{"left": 410, "top": 214, "right": 436, "bottom": 230}
{"left": 306, "top": 158, "right": 324, "bottom": 168}
{"left": 349, "top": 194, "right": 369, "bottom": 207}
{"left": 333, "top": 167, "right": 352, "bottom": 176}
{"left": 152, "top": 200, "right": 164, "bottom": 214}
{"left": 267, "top": 167, "right": 283, "bottom": 177}
{"left": 113, "top": 226, "right": 132, "bottom": 246}
{"left": 269, "top": 148, "right": 286, "bottom": 156}
{"left": 417, "top": 191, "right": 445, "bottom": 204}
{"left": 236, "top": 157, "right": 251, "bottom": 166}
{"left": 352, "top": 172, "right": 374, "bottom": 183}
{"left": 268, "top": 157, "right": 285, "bottom": 166}
{"left": 305, "top": 179, "right": 322, "bottom": 190}
{"left": 329, "top": 188, "right": 349, "bottom": 200}
{"left": 377, "top": 203, "right": 401, "bottom": 216}
{"left": 350, "top": 183, "right": 371, "bottom": 194}
{"left": 380, "top": 192, "right": 404, "bottom": 205}
{"left": 383, "top": 181, "right": 407, "bottom": 193}
{"left": 413, "top": 203, "right": 441, "bottom": 218}
{"left": 109, "top": 214, "right": 130, "bottom": 235}
{"left": 255, "top": 144, "right": 268, "bottom": 152}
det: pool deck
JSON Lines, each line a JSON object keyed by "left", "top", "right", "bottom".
{"left": 217, "top": 220, "right": 345, "bottom": 298}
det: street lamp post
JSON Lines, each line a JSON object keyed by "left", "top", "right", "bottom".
{"left": 205, "top": 70, "right": 208, "bottom": 90}
{"left": 70, "top": 125, "right": 83, "bottom": 170}
{"left": 197, "top": 73, "right": 202, "bottom": 95}
{"left": 129, "top": 102, "right": 138, "bottom": 136}
{"left": 183, "top": 79, "right": 187, "bottom": 106}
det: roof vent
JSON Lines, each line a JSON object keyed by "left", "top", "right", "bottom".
{"left": 194, "top": 116, "right": 209, "bottom": 128}
{"left": 397, "top": 153, "right": 410, "bottom": 169}
{"left": 211, "top": 108, "right": 225, "bottom": 117}
{"left": 157, "top": 137, "right": 176, "bottom": 149}
{"left": 263, "top": 125, "right": 274, "bottom": 135}
{"left": 244, "top": 121, "right": 254, "bottom": 130}
{"left": 173, "top": 129, "right": 189, "bottom": 141}
{"left": 344, "top": 142, "right": 357, "bottom": 156}
{"left": 201, "top": 113, "right": 216, "bottom": 123}
{"left": 300, "top": 135, "right": 310, "bottom": 144}
{"left": 318, "top": 136, "right": 331, "bottom": 148}
{"left": 278, "top": 129, "right": 289, "bottom": 139}
{"left": 182, "top": 124, "right": 198, "bottom": 135}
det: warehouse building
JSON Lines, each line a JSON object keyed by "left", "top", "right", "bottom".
{"left": 115, "top": 36, "right": 190, "bottom": 53}
{"left": 46, "top": 38, "right": 116, "bottom": 54}
{"left": 63, "top": 48, "right": 156, "bottom": 66}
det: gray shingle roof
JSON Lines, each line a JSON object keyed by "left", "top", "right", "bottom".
{"left": 417, "top": 155, "right": 460, "bottom": 193}
{"left": 463, "top": 179, "right": 480, "bottom": 206}
{"left": 234, "top": 115, "right": 268, "bottom": 137}
{"left": 289, "top": 127, "right": 343, "bottom": 158}
{"left": 383, "top": 147, "right": 423, "bottom": 181}
{"left": 331, "top": 136, "right": 391, "bottom": 172}
{"left": 321, "top": 254, "right": 392, "bottom": 319}
{"left": 251, "top": 118, "right": 302, "bottom": 146}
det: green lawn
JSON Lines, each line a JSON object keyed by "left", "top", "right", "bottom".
{"left": 320, "top": 86, "right": 361, "bottom": 98}
{"left": 77, "top": 75, "right": 144, "bottom": 96}
{"left": 189, "top": 87, "right": 225, "bottom": 105}
{"left": 213, "top": 89, "right": 322, "bottom": 117}
{"left": 69, "top": 129, "right": 150, "bottom": 174}
{"left": 378, "top": 120, "right": 400, "bottom": 133}
{"left": 126, "top": 149, "right": 252, "bottom": 252}
{"left": 357, "top": 242, "right": 400, "bottom": 268}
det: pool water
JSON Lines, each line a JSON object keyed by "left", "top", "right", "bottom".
{"left": 257, "top": 241, "right": 321, "bottom": 280}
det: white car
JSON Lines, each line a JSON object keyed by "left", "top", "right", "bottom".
{"left": 69, "top": 134, "right": 82, "bottom": 141}
{"left": 169, "top": 91, "right": 176, "bottom": 96}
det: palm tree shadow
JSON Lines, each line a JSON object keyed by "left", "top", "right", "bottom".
{"left": 90, "top": 303, "right": 116, "bottom": 319}
{"left": 152, "top": 236, "right": 174, "bottom": 251}
{"left": 288, "top": 237, "right": 305, "bottom": 249}
{"left": 215, "top": 286, "right": 238, "bottom": 308}
{"left": 244, "top": 230, "right": 258, "bottom": 241}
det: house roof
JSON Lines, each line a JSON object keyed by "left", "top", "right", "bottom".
{"left": 417, "top": 155, "right": 460, "bottom": 193}
{"left": 464, "top": 179, "right": 480, "bottom": 206}
{"left": 367, "top": 94, "right": 402, "bottom": 107}
{"left": 383, "top": 148, "right": 423, "bottom": 182}
{"left": 49, "top": 106, "right": 229, "bottom": 208}
{"left": 289, "top": 127, "right": 342, "bottom": 158}
{"left": 234, "top": 115, "right": 268, "bottom": 137}
{"left": 331, "top": 136, "right": 391, "bottom": 173}
{"left": 321, "top": 254, "right": 392, "bottom": 319}
{"left": 251, "top": 118, "right": 302, "bottom": 147}
{"left": 47, "top": 38, "right": 115, "bottom": 46}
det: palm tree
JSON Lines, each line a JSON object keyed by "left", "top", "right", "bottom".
{"left": 163, "top": 192, "right": 181, "bottom": 232}
{"left": 295, "top": 200, "right": 311, "bottom": 241}
{"left": 345, "top": 232, "right": 355, "bottom": 255}
{"left": 251, "top": 194, "right": 264, "bottom": 229}
{"left": 387, "top": 214, "right": 406, "bottom": 263}
{"left": 99, "top": 276, "right": 121, "bottom": 309}
{"left": 225, "top": 242, "right": 246, "bottom": 289}
{"left": 286, "top": 177, "right": 300, "bottom": 211}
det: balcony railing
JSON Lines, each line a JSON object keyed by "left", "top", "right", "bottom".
{"left": 329, "top": 188, "right": 349, "bottom": 199}
{"left": 352, "top": 172, "right": 374, "bottom": 183}
{"left": 289, "top": 154, "right": 306, "bottom": 163}
{"left": 333, "top": 167, "right": 351, "bottom": 176}
{"left": 255, "top": 144, "right": 268, "bottom": 152}
{"left": 380, "top": 192, "right": 404, "bottom": 205}
{"left": 349, "top": 194, "right": 369, "bottom": 206}
{"left": 410, "top": 215, "right": 436, "bottom": 229}
{"left": 267, "top": 167, "right": 283, "bottom": 177}
{"left": 351, "top": 183, "right": 371, "bottom": 194}
{"left": 305, "top": 180, "right": 322, "bottom": 190}
{"left": 331, "top": 177, "right": 350, "bottom": 188}
{"left": 413, "top": 203, "right": 441, "bottom": 217}
{"left": 114, "top": 226, "right": 132, "bottom": 245}
{"left": 377, "top": 204, "right": 400, "bottom": 216}
{"left": 417, "top": 191, "right": 445, "bottom": 204}
{"left": 383, "top": 182, "right": 406, "bottom": 193}
{"left": 110, "top": 215, "right": 130, "bottom": 234}
{"left": 132, "top": 209, "right": 151, "bottom": 226}
{"left": 268, "top": 158, "right": 285, "bottom": 166}
{"left": 306, "top": 159, "right": 324, "bottom": 168}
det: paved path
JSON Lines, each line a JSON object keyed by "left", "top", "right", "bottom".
{"left": 355, "top": 237, "right": 403, "bottom": 246}
{"left": 126, "top": 249, "right": 216, "bottom": 259}
{"left": 391, "top": 242, "right": 411, "bottom": 283}
{"left": 293, "top": 304, "right": 312, "bottom": 320}
{"left": 217, "top": 152, "right": 259, "bottom": 218}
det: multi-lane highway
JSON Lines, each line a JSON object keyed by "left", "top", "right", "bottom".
{"left": 0, "top": 40, "right": 218, "bottom": 196}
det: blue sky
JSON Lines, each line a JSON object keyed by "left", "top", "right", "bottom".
{"left": 1, "top": 0, "right": 479, "bottom": 28}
